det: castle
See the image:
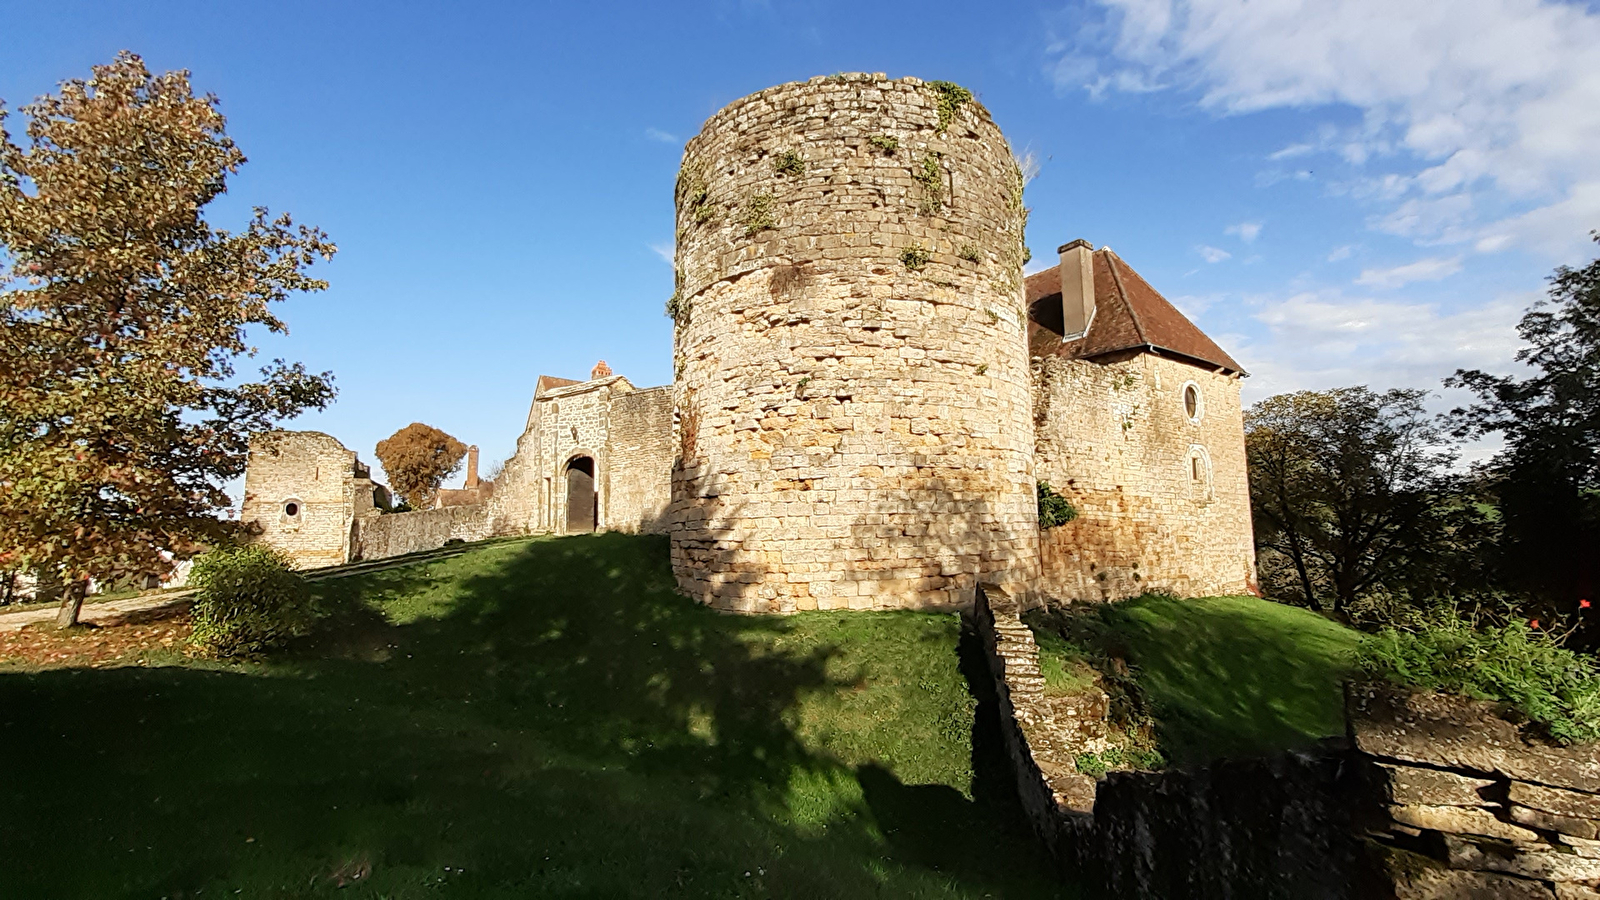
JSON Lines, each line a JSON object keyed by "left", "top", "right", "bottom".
{"left": 243, "top": 74, "right": 1256, "bottom": 611}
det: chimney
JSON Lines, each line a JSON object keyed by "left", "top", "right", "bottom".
{"left": 464, "top": 445, "right": 480, "bottom": 489}
{"left": 1058, "top": 239, "right": 1096, "bottom": 338}
{"left": 591, "top": 359, "right": 613, "bottom": 380}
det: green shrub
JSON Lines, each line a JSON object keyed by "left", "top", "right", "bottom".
{"left": 189, "top": 545, "right": 317, "bottom": 657}
{"left": 1357, "top": 609, "right": 1600, "bottom": 744}
{"left": 1037, "top": 481, "right": 1078, "bottom": 528}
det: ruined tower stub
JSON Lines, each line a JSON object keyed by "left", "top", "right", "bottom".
{"left": 669, "top": 74, "right": 1041, "bottom": 613}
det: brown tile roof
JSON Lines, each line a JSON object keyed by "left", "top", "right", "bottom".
{"left": 1026, "top": 248, "right": 1245, "bottom": 375}
{"left": 534, "top": 375, "right": 583, "bottom": 397}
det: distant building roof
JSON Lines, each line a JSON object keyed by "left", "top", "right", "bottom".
{"left": 1026, "top": 247, "right": 1245, "bottom": 375}
{"left": 535, "top": 375, "right": 583, "bottom": 397}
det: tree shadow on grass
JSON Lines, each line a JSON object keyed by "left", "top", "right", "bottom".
{"left": 0, "top": 533, "right": 1072, "bottom": 898}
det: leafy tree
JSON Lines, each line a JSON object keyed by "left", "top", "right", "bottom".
{"left": 1450, "top": 233, "right": 1600, "bottom": 617}
{"left": 374, "top": 423, "right": 467, "bottom": 510}
{"left": 0, "top": 52, "right": 337, "bottom": 627}
{"left": 1245, "top": 387, "right": 1491, "bottom": 618}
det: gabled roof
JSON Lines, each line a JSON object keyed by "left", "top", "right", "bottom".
{"left": 534, "top": 375, "right": 583, "bottom": 398}
{"left": 1026, "top": 247, "right": 1245, "bottom": 375}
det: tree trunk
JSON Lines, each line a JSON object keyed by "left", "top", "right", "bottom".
{"left": 55, "top": 579, "right": 86, "bottom": 628}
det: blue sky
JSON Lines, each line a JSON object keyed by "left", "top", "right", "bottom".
{"left": 5, "top": 0, "right": 1598, "bottom": 487}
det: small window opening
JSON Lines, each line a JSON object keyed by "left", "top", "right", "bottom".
{"left": 1191, "top": 457, "right": 1202, "bottom": 481}
{"left": 1183, "top": 384, "right": 1200, "bottom": 420}
{"left": 284, "top": 501, "right": 300, "bottom": 517}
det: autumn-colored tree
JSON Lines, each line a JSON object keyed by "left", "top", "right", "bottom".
{"left": 374, "top": 424, "right": 468, "bottom": 510}
{"left": 0, "top": 52, "right": 337, "bottom": 627}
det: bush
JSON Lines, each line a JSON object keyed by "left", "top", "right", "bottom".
{"left": 1357, "top": 609, "right": 1600, "bottom": 744}
{"left": 1037, "top": 481, "right": 1078, "bottom": 529}
{"left": 188, "top": 545, "right": 317, "bottom": 657}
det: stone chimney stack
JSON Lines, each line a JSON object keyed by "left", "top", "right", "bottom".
{"left": 464, "top": 445, "right": 479, "bottom": 489}
{"left": 1058, "top": 239, "right": 1096, "bottom": 338}
{"left": 591, "top": 360, "right": 613, "bottom": 380}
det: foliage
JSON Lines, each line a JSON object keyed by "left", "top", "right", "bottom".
{"left": 1037, "top": 481, "right": 1078, "bottom": 528}
{"left": 1028, "top": 593, "right": 1359, "bottom": 766}
{"left": 772, "top": 149, "right": 806, "bottom": 177}
{"left": 1358, "top": 606, "right": 1600, "bottom": 745}
{"left": 678, "top": 164, "right": 713, "bottom": 224}
{"left": 914, "top": 152, "right": 945, "bottom": 213}
{"left": 374, "top": 423, "right": 468, "bottom": 510}
{"left": 741, "top": 192, "right": 776, "bottom": 236}
{"left": 187, "top": 544, "right": 315, "bottom": 657}
{"left": 1448, "top": 233, "right": 1600, "bottom": 622}
{"left": 0, "top": 533, "right": 1070, "bottom": 897}
{"left": 899, "top": 243, "right": 931, "bottom": 271}
{"left": 0, "top": 52, "right": 336, "bottom": 624}
{"left": 958, "top": 243, "right": 982, "bottom": 263}
{"left": 924, "top": 80, "right": 973, "bottom": 134}
{"left": 1245, "top": 387, "right": 1494, "bottom": 618}
{"left": 867, "top": 133, "right": 899, "bottom": 153}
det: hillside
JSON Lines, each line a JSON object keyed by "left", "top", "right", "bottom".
{"left": 0, "top": 534, "right": 1071, "bottom": 898}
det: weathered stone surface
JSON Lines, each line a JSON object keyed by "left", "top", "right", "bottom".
{"left": 1515, "top": 783, "right": 1600, "bottom": 820}
{"left": 670, "top": 75, "right": 1040, "bottom": 613}
{"left": 1511, "top": 804, "right": 1600, "bottom": 840}
{"left": 1445, "top": 834, "right": 1600, "bottom": 883}
{"left": 1389, "top": 863, "right": 1556, "bottom": 900}
{"left": 1554, "top": 882, "right": 1600, "bottom": 899}
{"left": 1378, "top": 762, "right": 1496, "bottom": 807}
{"left": 1349, "top": 683, "right": 1600, "bottom": 794}
{"left": 242, "top": 431, "right": 394, "bottom": 569}
{"left": 1033, "top": 351, "right": 1255, "bottom": 601}
{"left": 1390, "top": 804, "right": 1543, "bottom": 842}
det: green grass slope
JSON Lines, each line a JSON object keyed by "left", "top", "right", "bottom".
{"left": 1032, "top": 594, "right": 1360, "bottom": 767}
{"left": 0, "top": 533, "right": 1069, "bottom": 899}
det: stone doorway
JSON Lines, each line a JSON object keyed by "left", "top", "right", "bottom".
{"left": 565, "top": 456, "right": 596, "bottom": 533}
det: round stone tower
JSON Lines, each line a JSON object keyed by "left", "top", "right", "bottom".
{"left": 669, "top": 73, "right": 1040, "bottom": 613}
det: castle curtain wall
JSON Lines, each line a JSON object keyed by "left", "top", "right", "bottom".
{"left": 1032, "top": 352, "right": 1256, "bottom": 600}
{"left": 605, "top": 386, "right": 673, "bottom": 534}
{"left": 241, "top": 432, "right": 370, "bottom": 569}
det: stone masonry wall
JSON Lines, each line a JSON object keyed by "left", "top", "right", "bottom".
{"left": 670, "top": 73, "right": 1040, "bottom": 613}
{"left": 973, "top": 584, "right": 1600, "bottom": 898}
{"left": 530, "top": 378, "right": 621, "bottom": 533}
{"left": 606, "top": 386, "right": 673, "bottom": 534}
{"left": 352, "top": 504, "right": 490, "bottom": 562}
{"left": 1033, "top": 352, "right": 1256, "bottom": 601}
{"left": 242, "top": 431, "right": 377, "bottom": 569}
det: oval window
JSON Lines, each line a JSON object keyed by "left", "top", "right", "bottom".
{"left": 283, "top": 501, "right": 300, "bottom": 517}
{"left": 1182, "top": 383, "right": 1202, "bottom": 422}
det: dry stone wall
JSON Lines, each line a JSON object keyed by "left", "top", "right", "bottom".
{"left": 1033, "top": 352, "right": 1255, "bottom": 600}
{"left": 973, "top": 585, "right": 1600, "bottom": 898}
{"left": 670, "top": 73, "right": 1040, "bottom": 613}
{"left": 352, "top": 504, "right": 490, "bottom": 561}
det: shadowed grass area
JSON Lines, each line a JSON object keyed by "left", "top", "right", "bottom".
{"left": 0, "top": 533, "right": 1071, "bottom": 898}
{"left": 1030, "top": 594, "right": 1359, "bottom": 767}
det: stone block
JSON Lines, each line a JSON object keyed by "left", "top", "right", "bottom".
{"left": 1378, "top": 762, "right": 1497, "bottom": 807}
{"left": 1444, "top": 834, "right": 1600, "bottom": 883}
{"left": 1390, "top": 804, "right": 1542, "bottom": 842}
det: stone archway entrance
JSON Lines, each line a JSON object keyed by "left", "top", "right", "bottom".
{"left": 565, "top": 456, "right": 596, "bottom": 533}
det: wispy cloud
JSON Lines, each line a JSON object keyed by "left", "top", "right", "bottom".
{"left": 1050, "top": 0, "right": 1600, "bottom": 259}
{"left": 644, "top": 128, "right": 678, "bottom": 144}
{"left": 1327, "top": 244, "right": 1356, "bottom": 262}
{"left": 1226, "top": 221, "right": 1263, "bottom": 243}
{"left": 1197, "top": 244, "right": 1232, "bottom": 263}
{"left": 648, "top": 241, "right": 674, "bottom": 264}
{"left": 1354, "top": 256, "right": 1463, "bottom": 289}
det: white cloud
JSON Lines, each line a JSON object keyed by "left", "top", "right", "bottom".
{"left": 1241, "top": 289, "right": 1530, "bottom": 401}
{"left": 1197, "top": 244, "right": 1232, "bottom": 263}
{"left": 1053, "top": 0, "right": 1600, "bottom": 260}
{"left": 644, "top": 128, "right": 679, "bottom": 144}
{"left": 1354, "top": 256, "right": 1464, "bottom": 289}
{"left": 648, "top": 241, "right": 674, "bottom": 264}
{"left": 1226, "top": 221, "right": 1262, "bottom": 243}
{"left": 1327, "top": 244, "right": 1356, "bottom": 262}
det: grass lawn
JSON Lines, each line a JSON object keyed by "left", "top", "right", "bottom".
{"left": 1029, "top": 594, "right": 1360, "bottom": 767}
{"left": 0, "top": 533, "right": 1071, "bottom": 899}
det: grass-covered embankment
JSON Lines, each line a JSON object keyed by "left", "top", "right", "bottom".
{"left": 1029, "top": 593, "right": 1360, "bottom": 767}
{"left": 0, "top": 533, "right": 1069, "bottom": 898}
